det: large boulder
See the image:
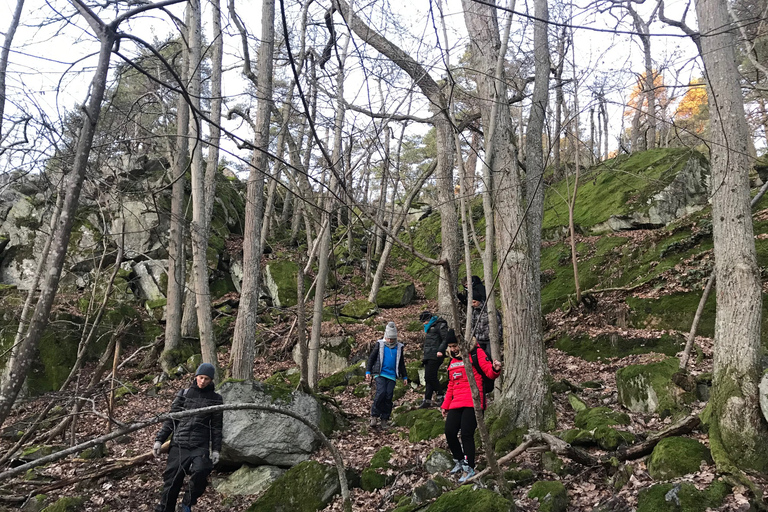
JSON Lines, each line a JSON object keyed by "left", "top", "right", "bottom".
{"left": 375, "top": 283, "right": 416, "bottom": 308}
{"left": 528, "top": 480, "right": 569, "bottom": 512}
{"left": 112, "top": 200, "right": 164, "bottom": 260}
{"left": 647, "top": 437, "right": 712, "bottom": 480}
{"left": 212, "top": 465, "right": 285, "bottom": 496}
{"left": 245, "top": 460, "right": 341, "bottom": 512}
{"left": 339, "top": 299, "right": 378, "bottom": 319}
{"left": 133, "top": 260, "right": 167, "bottom": 302}
{"left": 218, "top": 381, "right": 332, "bottom": 467}
{"left": 637, "top": 481, "right": 730, "bottom": 512}
{"left": 291, "top": 336, "right": 353, "bottom": 375}
{"left": 616, "top": 358, "right": 693, "bottom": 417}
{"left": 264, "top": 260, "right": 298, "bottom": 307}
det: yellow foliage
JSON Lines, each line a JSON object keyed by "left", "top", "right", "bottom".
{"left": 625, "top": 71, "right": 669, "bottom": 116}
{"left": 675, "top": 79, "right": 707, "bottom": 121}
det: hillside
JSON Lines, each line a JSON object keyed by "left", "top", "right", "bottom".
{"left": 0, "top": 148, "right": 767, "bottom": 511}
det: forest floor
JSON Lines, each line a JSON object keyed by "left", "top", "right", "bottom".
{"left": 0, "top": 277, "right": 765, "bottom": 511}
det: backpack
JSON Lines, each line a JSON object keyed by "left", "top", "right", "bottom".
{"left": 470, "top": 349, "right": 495, "bottom": 394}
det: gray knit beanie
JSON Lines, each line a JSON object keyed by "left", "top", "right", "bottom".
{"left": 384, "top": 321, "right": 398, "bottom": 340}
{"left": 195, "top": 362, "right": 215, "bottom": 379}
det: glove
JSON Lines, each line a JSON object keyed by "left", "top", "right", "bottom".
{"left": 211, "top": 451, "right": 220, "bottom": 465}
{"left": 152, "top": 441, "right": 162, "bottom": 458}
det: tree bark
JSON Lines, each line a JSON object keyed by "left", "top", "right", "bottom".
{"left": 695, "top": 0, "right": 768, "bottom": 473}
{"left": 229, "top": 0, "right": 274, "bottom": 379}
{"left": 0, "top": 0, "right": 24, "bottom": 141}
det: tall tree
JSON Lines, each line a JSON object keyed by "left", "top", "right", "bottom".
{"left": 229, "top": 0, "right": 274, "bottom": 379}
{"left": 0, "top": 0, "right": 24, "bottom": 141}
{"left": 694, "top": 0, "right": 768, "bottom": 473}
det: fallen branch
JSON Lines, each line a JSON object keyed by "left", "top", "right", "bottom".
{"left": 616, "top": 414, "right": 700, "bottom": 461}
{"left": 466, "top": 438, "right": 538, "bottom": 483}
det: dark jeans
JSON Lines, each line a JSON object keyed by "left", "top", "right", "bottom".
{"left": 444, "top": 407, "right": 478, "bottom": 468}
{"left": 423, "top": 358, "right": 443, "bottom": 401}
{"left": 155, "top": 446, "right": 212, "bottom": 512}
{"left": 371, "top": 376, "right": 396, "bottom": 420}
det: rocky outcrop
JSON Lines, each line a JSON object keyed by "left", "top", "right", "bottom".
{"left": 218, "top": 381, "right": 331, "bottom": 467}
{"left": 245, "top": 460, "right": 342, "bottom": 512}
{"left": 616, "top": 358, "right": 693, "bottom": 417}
{"left": 375, "top": 282, "right": 416, "bottom": 308}
{"left": 212, "top": 465, "right": 285, "bottom": 496}
{"left": 291, "top": 336, "right": 353, "bottom": 375}
{"left": 264, "top": 260, "right": 298, "bottom": 307}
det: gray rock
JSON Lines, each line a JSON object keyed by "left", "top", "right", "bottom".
{"left": 133, "top": 260, "right": 167, "bottom": 302}
{"left": 218, "top": 381, "right": 325, "bottom": 467}
{"left": 411, "top": 479, "right": 441, "bottom": 504}
{"left": 759, "top": 372, "right": 768, "bottom": 424}
{"left": 424, "top": 448, "right": 453, "bottom": 474}
{"left": 112, "top": 200, "right": 162, "bottom": 259}
{"left": 212, "top": 465, "right": 285, "bottom": 496}
{"left": 292, "top": 336, "right": 352, "bottom": 375}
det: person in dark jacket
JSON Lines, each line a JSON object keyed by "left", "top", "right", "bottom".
{"left": 441, "top": 330, "right": 501, "bottom": 483}
{"left": 419, "top": 310, "right": 449, "bottom": 408}
{"left": 470, "top": 286, "right": 502, "bottom": 355}
{"left": 153, "top": 363, "right": 223, "bottom": 512}
{"left": 457, "top": 275, "right": 485, "bottom": 305}
{"left": 365, "top": 322, "right": 408, "bottom": 430}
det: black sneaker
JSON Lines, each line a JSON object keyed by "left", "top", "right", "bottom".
{"left": 418, "top": 399, "right": 432, "bottom": 409}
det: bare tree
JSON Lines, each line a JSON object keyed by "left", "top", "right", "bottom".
{"left": 0, "top": 0, "right": 24, "bottom": 141}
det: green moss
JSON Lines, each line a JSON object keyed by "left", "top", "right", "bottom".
{"left": 637, "top": 481, "right": 730, "bottom": 512}
{"left": 528, "top": 480, "right": 569, "bottom": 512}
{"left": 145, "top": 298, "right": 167, "bottom": 309}
{"left": 210, "top": 273, "right": 236, "bottom": 299}
{"left": 246, "top": 460, "right": 339, "bottom": 512}
{"left": 264, "top": 370, "right": 301, "bottom": 388}
{"left": 41, "top": 496, "right": 85, "bottom": 512}
{"left": 542, "top": 452, "right": 566, "bottom": 476}
{"left": 567, "top": 393, "right": 587, "bottom": 412}
{"left": 574, "top": 407, "right": 630, "bottom": 430}
{"left": 353, "top": 384, "right": 369, "bottom": 397}
{"left": 593, "top": 425, "right": 635, "bottom": 450}
{"left": 375, "top": 283, "right": 416, "bottom": 308}
{"left": 370, "top": 446, "right": 394, "bottom": 469}
{"left": 393, "top": 409, "right": 444, "bottom": 442}
{"left": 339, "top": 300, "right": 378, "bottom": 319}
{"left": 558, "top": 429, "right": 595, "bottom": 446}
{"left": 504, "top": 468, "right": 535, "bottom": 487}
{"left": 555, "top": 333, "right": 684, "bottom": 361}
{"left": 406, "top": 320, "right": 423, "bottom": 332}
{"left": 265, "top": 260, "right": 299, "bottom": 307}
{"left": 317, "top": 371, "right": 348, "bottom": 391}
{"left": 422, "top": 484, "right": 514, "bottom": 511}
{"left": 114, "top": 384, "right": 138, "bottom": 398}
{"left": 360, "top": 467, "right": 393, "bottom": 491}
{"left": 647, "top": 437, "right": 712, "bottom": 480}
{"left": 616, "top": 357, "right": 693, "bottom": 417}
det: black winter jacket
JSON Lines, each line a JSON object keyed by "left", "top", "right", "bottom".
{"left": 423, "top": 317, "right": 449, "bottom": 361}
{"left": 156, "top": 381, "right": 223, "bottom": 452}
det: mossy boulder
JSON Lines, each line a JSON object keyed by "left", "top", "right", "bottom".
{"left": 78, "top": 442, "right": 106, "bottom": 459}
{"left": 637, "top": 480, "right": 730, "bottom": 512}
{"left": 421, "top": 484, "right": 515, "bottom": 511}
{"left": 528, "top": 480, "right": 569, "bottom": 512}
{"left": 541, "top": 452, "right": 566, "bottom": 476}
{"left": 376, "top": 282, "right": 416, "bottom": 308}
{"left": 246, "top": 460, "right": 341, "bottom": 512}
{"left": 555, "top": 333, "right": 683, "bottom": 361}
{"left": 292, "top": 336, "right": 354, "bottom": 376}
{"left": 593, "top": 425, "right": 635, "bottom": 450}
{"left": 647, "top": 437, "right": 712, "bottom": 480}
{"left": 213, "top": 465, "right": 285, "bottom": 496}
{"left": 616, "top": 357, "right": 693, "bottom": 417}
{"left": 317, "top": 361, "right": 366, "bottom": 391}
{"left": 41, "top": 497, "right": 85, "bottom": 512}
{"left": 339, "top": 299, "right": 378, "bottom": 319}
{"left": 574, "top": 407, "right": 630, "bottom": 430}
{"left": 393, "top": 409, "right": 444, "bottom": 442}
{"left": 504, "top": 468, "right": 535, "bottom": 488}
{"left": 558, "top": 429, "right": 595, "bottom": 446}
{"left": 567, "top": 393, "right": 587, "bottom": 412}
{"left": 264, "top": 260, "right": 299, "bottom": 308}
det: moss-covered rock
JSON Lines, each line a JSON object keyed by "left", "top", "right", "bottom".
{"left": 555, "top": 333, "right": 684, "bottom": 361}
{"left": 647, "top": 437, "right": 712, "bottom": 480}
{"left": 264, "top": 260, "right": 299, "bottom": 308}
{"left": 504, "top": 468, "right": 535, "bottom": 488}
{"left": 339, "top": 299, "right": 378, "bottom": 319}
{"left": 541, "top": 451, "right": 566, "bottom": 476}
{"left": 40, "top": 497, "right": 85, "bottom": 512}
{"left": 376, "top": 283, "right": 416, "bottom": 308}
{"left": 528, "top": 480, "right": 569, "bottom": 512}
{"left": 20, "top": 445, "right": 65, "bottom": 461}
{"left": 245, "top": 460, "right": 341, "bottom": 512}
{"left": 78, "top": 442, "right": 106, "bottom": 459}
{"left": 422, "top": 484, "right": 515, "bottom": 511}
{"left": 425, "top": 448, "right": 453, "bottom": 474}
{"left": 574, "top": 407, "right": 630, "bottom": 430}
{"left": 567, "top": 393, "right": 587, "bottom": 412}
{"left": 593, "top": 425, "right": 635, "bottom": 450}
{"left": 558, "top": 429, "right": 595, "bottom": 446}
{"left": 353, "top": 384, "right": 369, "bottom": 398}
{"left": 393, "top": 408, "right": 444, "bottom": 442}
{"left": 212, "top": 465, "right": 285, "bottom": 496}
{"left": 636, "top": 480, "right": 730, "bottom": 512}
{"left": 616, "top": 358, "right": 693, "bottom": 417}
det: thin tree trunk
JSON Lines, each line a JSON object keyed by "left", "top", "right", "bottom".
{"left": 0, "top": 0, "right": 24, "bottom": 141}
{"left": 229, "top": 0, "right": 274, "bottom": 379}
{"left": 568, "top": 33, "right": 582, "bottom": 304}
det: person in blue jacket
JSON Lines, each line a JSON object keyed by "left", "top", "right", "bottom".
{"left": 365, "top": 322, "right": 408, "bottom": 430}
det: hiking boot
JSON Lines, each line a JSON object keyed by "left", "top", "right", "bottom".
{"left": 418, "top": 399, "right": 432, "bottom": 409}
{"left": 379, "top": 419, "right": 390, "bottom": 430}
{"left": 369, "top": 417, "right": 380, "bottom": 428}
{"left": 458, "top": 465, "right": 475, "bottom": 483}
{"left": 178, "top": 505, "right": 191, "bottom": 512}
{"left": 449, "top": 459, "right": 463, "bottom": 474}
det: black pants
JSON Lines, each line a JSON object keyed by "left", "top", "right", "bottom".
{"left": 444, "top": 407, "right": 478, "bottom": 468}
{"left": 155, "top": 446, "right": 212, "bottom": 512}
{"left": 423, "top": 358, "right": 443, "bottom": 401}
{"left": 371, "top": 376, "right": 396, "bottom": 420}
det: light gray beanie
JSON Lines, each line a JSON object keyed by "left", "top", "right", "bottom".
{"left": 384, "top": 321, "right": 398, "bottom": 340}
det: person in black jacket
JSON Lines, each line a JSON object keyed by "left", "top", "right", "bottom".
{"left": 153, "top": 363, "right": 223, "bottom": 512}
{"left": 419, "top": 310, "right": 449, "bottom": 408}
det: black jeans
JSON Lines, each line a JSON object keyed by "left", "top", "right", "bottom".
{"left": 155, "top": 446, "right": 212, "bottom": 512}
{"left": 444, "top": 407, "right": 478, "bottom": 468}
{"left": 371, "top": 376, "right": 396, "bottom": 420}
{"left": 423, "top": 358, "right": 443, "bottom": 401}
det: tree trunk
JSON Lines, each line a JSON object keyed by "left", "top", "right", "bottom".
{"left": 229, "top": 0, "right": 274, "bottom": 379}
{"left": 462, "top": 0, "right": 553, "bottom": 431}
{"left": 163, "top": 37, "right": 189, "bottom": 373}
{"left": 0, "top": 0, "right": 24, "bottom": 140}
{"left": 695, "top": 0, "right": 768, "bottom": 473}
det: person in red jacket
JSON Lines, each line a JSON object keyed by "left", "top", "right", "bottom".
{"left": 440, "top": 329, "right": 501, "bottom": 483}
